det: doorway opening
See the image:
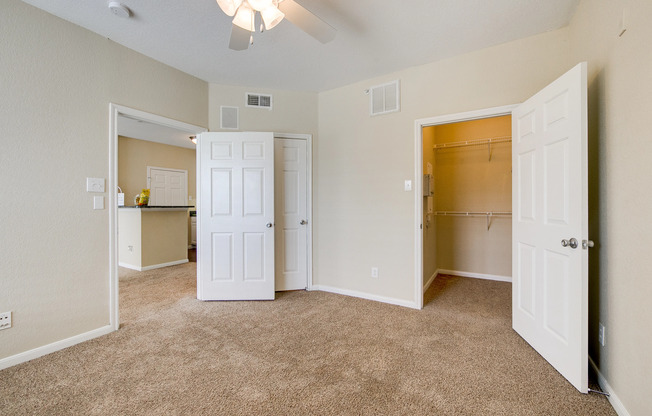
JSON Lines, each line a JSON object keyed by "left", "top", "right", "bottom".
{"left": 422, "top": 114, "right": 512, "bottom": 304}
{"left": 109, "top": 104, "right": 207, "bottom": 330}
{"left": 413, "top": 105, "right": 517, "bottom": 309}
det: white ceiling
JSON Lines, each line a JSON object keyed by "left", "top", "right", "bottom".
{"left": 117, "top": 115, "right": 197, "bottom": 149}
{"left": 20, "top": 0, "right": 580, "bottom": 92}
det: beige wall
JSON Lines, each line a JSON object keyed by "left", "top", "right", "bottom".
{"left": 0, "top": 0, "right": 207, "bottom": 360}
{"left": 141, "top": 211, "right": 188, "bottom": 267}
{"left": 3, "top": 2, "right": 649, "bottom": 413}
{"left": 118, "top": 210, "right": 188, "bottom": 269}
{"left": 118, "top": 210, "right": 142, "bottom": 267}
{"left": 208, "top": 84, "right": 318, "bottom": 134}
{"left": 432, "top": 116, "right": 512, "bottom": 277}
{"left": 118, "top": 136, "right": 197, "bottom": 207}
{"left": 422, "top": 128, "right": 437, "bottom": 286}
{"left": 316, "top": 28, "right": 571, "bottom": 303}
{"left": 569, "top": 0, "right": 652, "bottom": 414}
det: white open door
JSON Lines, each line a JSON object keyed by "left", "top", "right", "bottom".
{"left": 512, "top": 62, "right": 588, "bottom": 392}
{"left": 197, "top": 132, "right": 275, "bottom": 300}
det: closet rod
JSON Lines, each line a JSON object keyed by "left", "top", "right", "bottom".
{"left": 432, "top": 136, "right": 511, "bottom": 150}
{"left": 434, "top": 211, "right": 511, "bottom": 216}
{"left": 434, "top": 211, "right": 512, "bottom": 230}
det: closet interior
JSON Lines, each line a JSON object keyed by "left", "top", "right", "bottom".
{"left": 423, "top": 115, "right": 513, "bottom": 289}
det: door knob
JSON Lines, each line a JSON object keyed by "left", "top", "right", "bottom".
{"left": 561, "top": 238, "right": 579, "bottom": 249}
{"left": 300, "top": 219, "right": 308, "bottom": 225}
{"left": 266, "top": 222, "right": 273, "bottom": 228}
{"left": 582, "top": 239, "right": 594, "bottom": 249}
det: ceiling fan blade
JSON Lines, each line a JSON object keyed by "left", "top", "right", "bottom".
{"left": 278, "top": 0, "right": 336, "bottom": 44}
{"left": 229, "top": 24, "right": 251, "bottom": 51}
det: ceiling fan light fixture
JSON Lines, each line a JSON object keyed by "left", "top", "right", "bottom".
{"left": 233, "top": 2, "right": 255, "bottom": 31}
{"left": 261, "top": 6, "right": 284, "bottom": 30}
{"left": 248, "top": 0, "right": 273, "bottom": 12}
{"left": 216, "top": 0, "right": 243, "bottom": 17}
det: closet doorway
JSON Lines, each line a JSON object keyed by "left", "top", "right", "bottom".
{"left": 414, "top": 105, "right": 517, "bottom": 308}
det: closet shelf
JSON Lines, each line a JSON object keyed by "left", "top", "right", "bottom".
{"left": 434, "top": 211, "right": 512, "bottom": 231}
{"left": 432, "top": 136, "right": 511, "bottom": 149}
{"left": 435, "top": 211, "right": 511, "bottom": 216}
{"left": 433, "top": 136, "right": 511, "bottom": 161}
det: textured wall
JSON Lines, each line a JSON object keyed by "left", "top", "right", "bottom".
{"left": 316, "top": 29, "right": 571, "bottom": 305}
{"left": 569, "top": 0, "right": 652, "bottom": 414}
{"left": 0, "top": 0, "right": 207, "bottom": 360}
{"left": 208, "top": 84, "right": 317, "bottom": 135}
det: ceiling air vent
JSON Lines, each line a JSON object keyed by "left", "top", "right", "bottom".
{"left": 246, "top": 93, "right": 273, "bottom": 110}
{"left": 220, "top": 106, "right": 239, "bottom": 130}
{"left": 369, "top": 80, "right": 400, "bottom": 116}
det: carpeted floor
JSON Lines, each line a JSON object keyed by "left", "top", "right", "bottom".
{"left": 0, "top": 264, "right": 615, "bottom": 415}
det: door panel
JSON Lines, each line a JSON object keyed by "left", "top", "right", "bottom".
{"left": 197, "top": 132, "right": 275, "bottom": 301}
{"left": 512, "top": 62, "right": 588, "bottom": 392}
{"left": 211, "top": 233, "right": 233, "bottom": 281}
{"left": 275, "top": 138, "right": 308, "bottom": 291}
{"left": 148, "top": 167, "right": 188, "bottom": 206}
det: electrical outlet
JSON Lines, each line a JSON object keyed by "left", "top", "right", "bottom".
{"left": 0, "top": 311, "right": 12, "bottom": 330}
{"left": 371, "top": 267, "right": 379, "bottom": 278}
{"left": 598, "top": 323, "right": 606, "bottom": 347}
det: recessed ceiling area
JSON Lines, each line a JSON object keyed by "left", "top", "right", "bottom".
{"left": 19, "top": 0, "right": 580, "bottom": 92}
{"left": 118, "top": 115, "right": 196, "bottom": 150}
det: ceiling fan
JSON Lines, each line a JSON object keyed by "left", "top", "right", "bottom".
{"left": 216, "top": 0, "right": 336, "bottom": 50}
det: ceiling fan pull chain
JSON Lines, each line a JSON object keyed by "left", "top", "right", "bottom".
{"left": 250, "top": 10, "right": 255, "bottom": 45}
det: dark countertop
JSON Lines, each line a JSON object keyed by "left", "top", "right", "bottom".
{"left": 119, "top": 205, "right": 194, "bottom": 209}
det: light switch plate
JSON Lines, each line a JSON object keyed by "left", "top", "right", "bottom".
{"left": 93, "top": 196, "right": 104, "bottom": 210}
{"left": 404, "top": 180, "right": 412, "bottom": 191}
{"left": 86, "top": 177, "right": 105, "bottom": 193}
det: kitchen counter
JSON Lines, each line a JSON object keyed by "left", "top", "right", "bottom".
{"left": 119, "top": 205, "right": 193, "bottom": 211}
{"left": 118, "top": 207, "right": 189, "bottom": 271}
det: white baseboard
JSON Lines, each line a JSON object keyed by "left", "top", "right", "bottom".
{"left": 0, "top": 325, "right": 114, "bottom": 371}
{"left": 589, "top": 356, "right": 631, "bottom": 416}
{"left": 423, "top": 271, "right": 437, "bottom": 293}
{"left": 312, "top": 285, "right": 419, "bottom": 309}
{"left": 119, "top": 259, "right": 189, "bottom": 271}
{"left": 437, "top": 269, "right": 512, "bottom": 283}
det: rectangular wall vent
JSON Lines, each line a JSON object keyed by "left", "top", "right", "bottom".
{"left": 246, "top": 93, "right": 273, "bottom": 109}
{"left": 369, "top": 80, "right": 400, "bottom": 116}
{"left": 220, "top": 106, "right": 239, "bottom": 129}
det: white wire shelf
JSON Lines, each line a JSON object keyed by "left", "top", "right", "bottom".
{"left": 433, "top": 136, "right": 511, "bottom": 161}
{"left": 434, "top": 211, "right": 512, "bottom": 230}
{"left": 432, "top": 136, "right": 511, "bottom": 149}
{"left": 435, "top": 211, "right": 512, "bottom": 216}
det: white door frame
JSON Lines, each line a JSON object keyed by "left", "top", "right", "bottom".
{"left": 109, "top": 103, "right": 207, "bottom": 330}
{"left": 413, "top": 104, "right": 518, "bottom": 309}
{"left": 273, "top": 133, "right": 314, "bottom": 291}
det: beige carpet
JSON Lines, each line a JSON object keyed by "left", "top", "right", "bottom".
{"left": 0, "top": 265, "right": 615, "bottom": 415}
